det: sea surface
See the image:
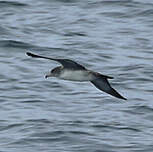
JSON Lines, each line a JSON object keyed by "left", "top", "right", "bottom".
{"left": 0, "top": 0, "right": 153, "bottom": 152}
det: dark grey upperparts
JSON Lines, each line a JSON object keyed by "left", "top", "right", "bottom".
{"left": 26, "top": 52, "right": 86, "bottom": 70}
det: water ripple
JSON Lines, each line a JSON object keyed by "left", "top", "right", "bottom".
{"left": 0, "top": 1, "right": 28, "bottom": 8}
{"left": 0, "top": 0, "right": 153, "bottom": 152}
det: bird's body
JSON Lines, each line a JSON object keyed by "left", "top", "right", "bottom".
{"left": 26, "top": 52, "right": 127, "bottom": 100}
{"left": 58, "top": 68, "right": 93, "bottom": 81}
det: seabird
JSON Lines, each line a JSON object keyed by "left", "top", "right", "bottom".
{"left": 26, "top": 52, "right": 127, "bottom": 100}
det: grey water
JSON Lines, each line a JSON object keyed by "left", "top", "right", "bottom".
{"left": 0, "top": 0, "right": 153, "bottom": 151}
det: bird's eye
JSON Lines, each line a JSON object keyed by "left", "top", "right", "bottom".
{"left": 51, "top": 68, "right": 56, "bottom": 73}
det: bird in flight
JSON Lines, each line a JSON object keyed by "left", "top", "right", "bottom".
{"left": 26, "top": 52, "right": 126, "bottom": 100}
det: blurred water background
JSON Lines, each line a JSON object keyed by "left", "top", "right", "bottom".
{"left": 0, "top": 0, "right": 153, "bottom": 151}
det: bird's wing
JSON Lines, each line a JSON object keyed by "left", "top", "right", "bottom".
{"left": 26, "top": 52, "right": 86, "bottom": 70}
{"left": 90, "top": 76, "right": 126, "bottom": 100}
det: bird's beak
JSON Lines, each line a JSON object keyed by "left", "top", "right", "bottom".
{"left": 45, "top": 75, "right": 48, "bottom": 79}
{"left": 45, "top": 73, "right": 53, "bottom": 79}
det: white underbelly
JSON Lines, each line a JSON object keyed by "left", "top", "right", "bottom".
{"left": 59, "top": 70, "right": 93, "bottom": 81}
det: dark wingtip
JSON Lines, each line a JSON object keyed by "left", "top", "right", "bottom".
{"left": 26, "top": 52, "right": 34, "bottom": 57}
{"left": 108, "top": 76, "right": 114, "bottom": 79}
{"left": 121, "top": 96, "right": 127, "bottom": 100}
{"left": 116, "top": 93, "right": 127, "bottom": 100}
{"left": 112, "top": 88, "right": 127, "bottom": 101}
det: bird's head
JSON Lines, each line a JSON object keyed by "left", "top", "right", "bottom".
{"left": 45, "top": 66, "right": 62, "bottom": 78}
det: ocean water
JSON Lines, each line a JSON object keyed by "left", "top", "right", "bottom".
{"left": 0, "top": 0, "right": 153, "bottom": 151}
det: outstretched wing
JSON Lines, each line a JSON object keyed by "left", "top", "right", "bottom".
{"left": 26, "top": 52, "right": 86, "bottom": 70}
{"left": 91, "top": 77, "right": 127, "bottom": 100}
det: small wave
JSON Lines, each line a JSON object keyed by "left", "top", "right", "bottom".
{"left": 92, "top": 124, "right": 141, "bottom": 132}
{"left": 0, "top": 1, "right": 28, "bottom": 8}
{"left": 30, "top": 130, "right": 93, "bottom": 139}
{"left": 134, "top": 105, "right": 153, "bottom": 113}
{"left": 0, "top": 40, "right": 34, "bottom": 49}
{"left": 64, "top": 32, "right": 87, "bottom": 37}
{"left": 0, "top": 123, "right": 24, "bottom": 131}
{"left": 136, "top": 9, "right": 153, "bottom": 17}
{"left": 124, "top": 105, "right": 153, "bottom": 115}
{"left": 0, "top": 26, "right": 11, "bottom": 35}
{"left": 26, "top": 119, "right": 51, "bottom": 124}
{"left": 101, "top": 12, "right": 127, "bottom": 18}
{"left": 88, "top": 0, "right": 132, "bottom": 7}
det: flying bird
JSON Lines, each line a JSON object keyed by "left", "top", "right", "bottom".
{"left": 26, "top": 52, "right": 127, "bottom": 100}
